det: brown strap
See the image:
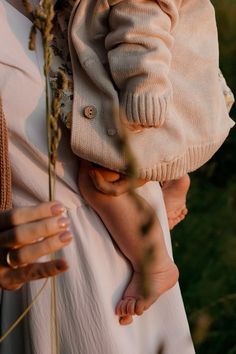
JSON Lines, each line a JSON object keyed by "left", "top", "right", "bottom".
{"left": 0, "top": 96, "right": 12, "bottom": 211}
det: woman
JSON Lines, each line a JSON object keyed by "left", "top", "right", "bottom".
{"left": 0, "top": 0, "right": 195, "bottom": 353}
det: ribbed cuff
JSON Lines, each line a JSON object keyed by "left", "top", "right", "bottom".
{"left": 121, "top": 92, "right": 170, "bottom": 127}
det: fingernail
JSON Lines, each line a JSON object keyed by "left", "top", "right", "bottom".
{"left": 58, "top": 217, "right": 70, "bottom": 228}
{"left": 51, "top": 203, "right": 65, "bottom": 216}
{"left": 59, "top": 231, "right": 72, "bottom": 243}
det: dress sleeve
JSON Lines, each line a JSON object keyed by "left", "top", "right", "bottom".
{"left": 106, "top": 0, "right": 179, "bottom": 128}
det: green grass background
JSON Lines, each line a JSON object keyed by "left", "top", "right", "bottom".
{"left": 173, "top": 1, "right": 236, "bottom": 353}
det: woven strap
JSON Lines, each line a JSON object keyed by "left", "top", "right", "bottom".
{"left": 0, "top": 96, "right": 12, "bottom": 211}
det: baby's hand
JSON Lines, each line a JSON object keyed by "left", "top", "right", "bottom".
{"left": 88, "top": 165, "right": 146, "bottom": 196}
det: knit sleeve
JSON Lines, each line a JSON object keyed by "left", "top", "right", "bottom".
{"left": 106, "top": 0, "right": 179, "bottom": 128}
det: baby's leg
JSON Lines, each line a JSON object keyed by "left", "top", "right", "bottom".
{"left": 162, "top": 174, "right": 190, "bottom": 230}
{"left": 78, "top": 161, "right": 179, "bottom": 325}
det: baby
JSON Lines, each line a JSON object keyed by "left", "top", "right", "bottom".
{"left": 76, "top": 0, "right": 234, "bottom": 326}
{"left": 79, "top": 161, "right": 190, "bottom": 326}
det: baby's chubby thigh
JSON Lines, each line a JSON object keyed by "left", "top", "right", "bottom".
{"left": 135, "top": 182, "right": 173, "bottom": 257}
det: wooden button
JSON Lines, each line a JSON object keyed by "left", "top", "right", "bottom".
{"left": 83, "top": 105, "right": 97, "bottom": 119}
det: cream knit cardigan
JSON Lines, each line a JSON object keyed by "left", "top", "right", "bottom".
{"left": 68, "top": 0, "right": 234, "bottom": 180}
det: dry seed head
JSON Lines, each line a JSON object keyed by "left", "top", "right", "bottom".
{"left": 52, "top": 98, "right": 60, "bottom": 116}
{"left": 139, "top": 245, "right": 155, "bottom": 298}
{"left": 35, "top": 7, "right": 47, "bottom": 21}
{"left": 57, "top": 70, "right": 69, "bottom": 91}
{"left": 22, "top": 0, "right": 33, "bottom": 14}
{"left": 50, "top": 115, "right": 58, "bottom": 131}
{"left": 140, "top": 210, "right": 156, "bottom": 236}
{"left": 29, "top": 25, "right": 37, "bottom": 50}
{"left": 157, "top": 343, "right": 165, "bottom": 354}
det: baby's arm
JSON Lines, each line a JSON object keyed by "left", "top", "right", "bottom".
{"left": 106, "top": 0, "right": 179, "bottom": 129}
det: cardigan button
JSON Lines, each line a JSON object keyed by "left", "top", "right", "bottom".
{"left": 107, "top": 128, "right": 117, "bottom": 136}
{"left": 83, "top": 105, "right": 97, "bottom": 119}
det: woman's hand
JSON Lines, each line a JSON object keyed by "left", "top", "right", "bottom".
{"left": 87, "top": 162, "right": 147, "bottom": 196}
{"left": 0, "top": 202, "right": 72, "bottom": 291}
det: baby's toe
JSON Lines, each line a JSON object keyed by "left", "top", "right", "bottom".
{"left": 135, "top": 299, "right": 145, "bottom": 316}
{"left": 119, "top": 315, "right": 133, "bottom": 326}
{"left": 115, "top": 300, "right": 124, "bottom": 316}
{"left": 126, "top": 298, "right": 136, "bottom": 316}
{"left": 176, "top": 216, "right": 182, "bottom": 224}
{"left": 182, "top": 207, "right": 188, "bottom": 216}
{"left": 120, "top": 299, "right": 130, "bottom": 316}
{"left": 169, "top": 218, "right": 176, "bottom": 230}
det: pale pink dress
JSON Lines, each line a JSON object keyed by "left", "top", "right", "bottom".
{"left": 0, "top": 1, "right": 195, "bottom": 353}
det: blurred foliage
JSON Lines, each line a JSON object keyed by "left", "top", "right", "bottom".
{"left": 173, "top": 1, "right": 236, "bottom": 353}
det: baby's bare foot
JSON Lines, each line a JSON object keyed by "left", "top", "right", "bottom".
{"left": 116, "top": 259, "right": 179, "bottom": 325}
{"left": 162, "top": 174, "right": 190, "bottom": 230}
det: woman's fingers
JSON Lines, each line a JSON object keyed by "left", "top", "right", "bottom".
{"left": 0, "top": 215, "right": 70, "bottom": 248}
{"left": 7, "top": 231, "right": 72, "bottom": 268}
{"left": 0, "top": 202, "right": 71, "bottom": 291}
{"left": 1, "top": 260, "right": 68, "bottom": 290}
{"left": 0, "top": 201, "right": 65, "bottom": 232}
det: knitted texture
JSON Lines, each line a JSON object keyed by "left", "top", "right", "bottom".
{"left": 0, "top": 96, "right": 12, "bottom": 211}
{"left": 69, "top": 0, "right": 234, "bottom": 179}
